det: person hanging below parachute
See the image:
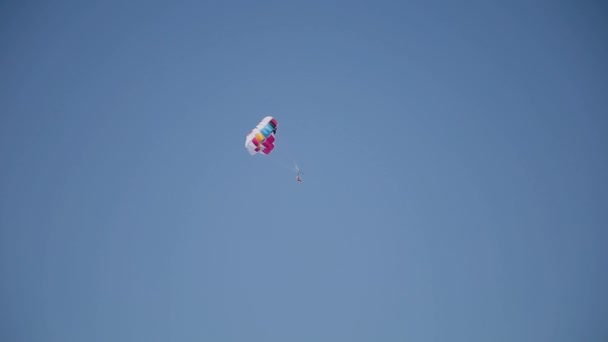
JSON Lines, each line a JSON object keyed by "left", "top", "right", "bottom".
{"left": 295, "top": 165, "right": 303, "bottom": 183}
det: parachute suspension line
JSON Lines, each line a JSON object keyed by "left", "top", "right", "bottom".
{"left": 267, "top": 154, "right": 296, "bottom": 173}
{"left": 273, "top": 124, "right": 300, "bottom": 174}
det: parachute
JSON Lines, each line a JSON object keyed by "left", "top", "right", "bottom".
{"left": 245, "top": 116, "right": 278, "bottom": 155}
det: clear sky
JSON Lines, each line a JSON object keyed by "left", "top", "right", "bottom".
{"left": 1, "top": 1, "right": 607, "bottom": 341}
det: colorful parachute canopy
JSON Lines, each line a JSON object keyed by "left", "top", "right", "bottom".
{"left": 245, "top": 116, "right": 278, "bottom": 155}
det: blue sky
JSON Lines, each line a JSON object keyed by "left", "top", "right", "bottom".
{"left": 1, "top": 1, "right": 607, "bottom": 341}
